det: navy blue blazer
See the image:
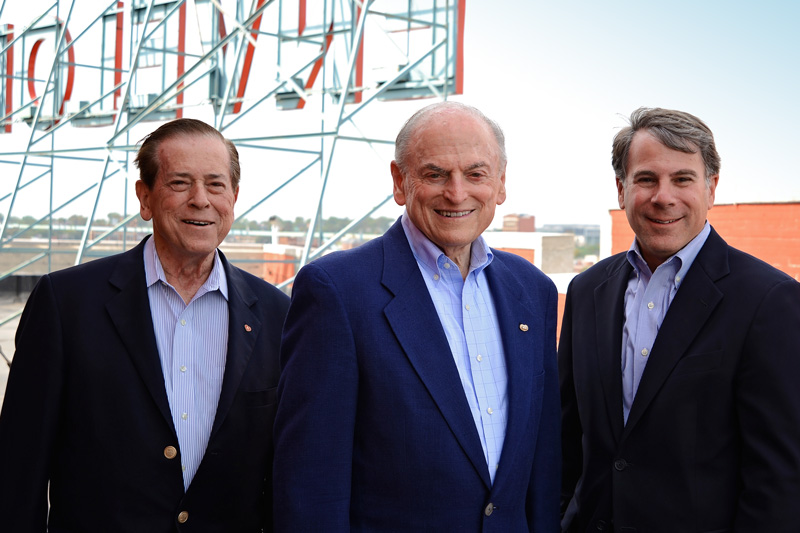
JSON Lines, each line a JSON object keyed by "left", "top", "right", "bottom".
{"left": 0, "top": 236, "right": 289, "bottom": 533}
{"left": 559, "top": 227, "right": 800, "bottom": 532}
{"left": 273, "top": 219, "right": 561, "bottom": 531}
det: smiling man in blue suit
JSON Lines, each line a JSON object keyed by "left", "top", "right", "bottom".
{"left": 273, "top": 102, "right": 561, "bottom": 531}
{"left": 0, "top": 119, "right": 289, "bottom": 532}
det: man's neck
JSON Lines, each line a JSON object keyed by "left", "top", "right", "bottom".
{"left": 155, "top": 244, "right": 216, "bottom": 304}
{"left": 441, "top": 245, "right": 471, "bottom": 280}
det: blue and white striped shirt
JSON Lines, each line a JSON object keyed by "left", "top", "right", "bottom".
{"left": 621, "top": 222, "right": 710, "bottom": 423}
{"left": 402, "top": 213, "right": 508, "bottom": 484}
{"left": 143, "top": 237, "right": 229, "bottom": 490}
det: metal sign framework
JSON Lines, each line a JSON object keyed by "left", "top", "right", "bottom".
{"left": 0, "top": 0, "right": 464, "bottom": 325}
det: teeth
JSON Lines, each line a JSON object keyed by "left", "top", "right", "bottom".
{"left": 652, "top": 219, "right": 677, "bottom": 224}
{"left": 185, "top": 220, "right": 211, "bottom": 226}
{"left": 438, "top": 210, "right": 471, "bottom": 218}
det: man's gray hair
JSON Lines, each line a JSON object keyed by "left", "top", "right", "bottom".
{"left": 612, "top": 107, "right": 721, "bottom": 184}
{"left": 394, "top": 101, "right": 507, "bottom": 173}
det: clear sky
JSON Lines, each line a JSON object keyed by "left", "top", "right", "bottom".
{"left": 464, "top": 0, "right": 800, "bottom": 226}
{"left": 2, "top": 0, "right": 798, "bottom": 229}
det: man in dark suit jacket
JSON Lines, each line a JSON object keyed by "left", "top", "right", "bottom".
{"left": 0, "top": 118, "right": 289, "bottom": 532}
{"left": 273, "top": 102, "right": 561, "bottom": 531}
{"left": 559, "top": 107, "right": 800, "bottom": 532}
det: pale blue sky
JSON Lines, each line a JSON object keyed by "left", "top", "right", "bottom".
{"left": 465, "top": 0, "right": 800, "bottom": 225}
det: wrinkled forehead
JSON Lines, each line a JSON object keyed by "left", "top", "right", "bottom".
{"left": 411, "top": 113, "right": 502, "bottom": 163}
{"left": 155, "top": 134, "right": 232, "bottom": 178}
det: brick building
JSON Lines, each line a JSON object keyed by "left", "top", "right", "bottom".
{"left": 610, "top": 202, "right": 800, "bottom": 281}
{"left": 553, "top": 202, "right": 800, "bottom": 340}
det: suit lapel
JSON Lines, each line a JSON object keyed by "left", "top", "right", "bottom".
{"left": 210, "top": 254, "right": 260, "bottom": 437}
{"left": 381, "top": 222, "right": 492, "bottom": 488}
{"left": 623, "top": 230, "right": 728, "bottom": 437}
{"left": 593, "top": 257, "right": 631, "bottom": 443}
{"left": 483, "top": 256, "right": 540, "bottom": 486}
{"left": 106, "top": 238, "right": 174, "bottom": 431}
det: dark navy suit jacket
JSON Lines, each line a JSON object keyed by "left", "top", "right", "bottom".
{"left": 559, "top": 227, "right": 800, "bottom": 532}
{"left": 273, "top": 219, "right": 561, "bottom": 531}
{"left": 0, "top": 236, "right": 289, "bottom": 533}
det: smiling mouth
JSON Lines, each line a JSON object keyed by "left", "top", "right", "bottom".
{"left": 436, "top": 209, "right": 473, "bottom": 218}
{"left": 649, "top": 217, "right": 680, "bottom": 224}
{"left": 184, "top": 220, "right": 212, "bottom": 226}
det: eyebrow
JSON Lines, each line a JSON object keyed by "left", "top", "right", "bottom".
{"left": 421, "top": 161, "right": 489, "bottom": 175}
{"left": 167, "top": 171, "right": 227, "bottom": 179}
{"left": 633, "top": 168, "right": 699, "bottom": 178}
{"left": 671, "top": 169, "right": 699, "bottom": 177}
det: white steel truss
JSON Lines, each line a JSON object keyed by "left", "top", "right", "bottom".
{"left": 0, "top": 0, "right": 464, "bottom": 330}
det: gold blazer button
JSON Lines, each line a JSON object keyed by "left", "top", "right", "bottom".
{"left": 164, "top": 446, "right": 178, "bottom": 459}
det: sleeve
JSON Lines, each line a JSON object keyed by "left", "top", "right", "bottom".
{"left": 558, "top": 280, "right": 583, "bottom": 521}
{"left": 734, "top": 277, "right": 800, "bottom": 532}
{"left": 527, "top": 279, "right": 563, "bottom": 532}
{"left": 272, "top": 263, "right": 358, "bottom": 532}
{"left": 0, "top": 275, "right": 65, "bottom": 533}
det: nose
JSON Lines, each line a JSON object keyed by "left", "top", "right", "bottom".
{"left": 650, "top": 181, "right": 676, "bottom": 207}
{"left": 443, "top": 174, "right": 468, "bottom": 204}
{"left": 189, "top": 182, "right": 210, "bottom": 208}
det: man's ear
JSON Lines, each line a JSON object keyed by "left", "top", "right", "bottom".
{"left": 706, "top": 174, "right": 719, "bottom": 210}
{"left": 616, "top": 178, "right": 626, "bottom": 210}
{"left": 496, "top": 170, "right": 507, "bottom": 205}
{"left": 135, "top": 180, "right": 153, "bottom": 221}
{"left": 390, "top": 161, "right": 406, "bottom": 206}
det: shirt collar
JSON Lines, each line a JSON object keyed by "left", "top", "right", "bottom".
{"left": 400, "top": 211, "right": 494, "bottom": 278}
{"left": 626, "top": 221, "right": 711, "bottom": 288}
{"left": 143, "top": 236, "right": 229, "bottom": 301}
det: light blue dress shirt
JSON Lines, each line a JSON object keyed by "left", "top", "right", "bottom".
{"left": 401, "top": 213, "right": 508, "bottom": 484}
{"left": 621, "top": 222, "right": 711, "bottom": 423}
{"left": 143, "top": 237, "right": 229, "bottom": 490}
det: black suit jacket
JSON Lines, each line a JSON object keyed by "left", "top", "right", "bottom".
{"left": 0, "top": 236, "right": 289, "bottom": 533}
{"left": 559, "top": 227, "right": 800, "bottom": 532}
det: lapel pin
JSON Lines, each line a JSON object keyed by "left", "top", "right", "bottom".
{"left": 244, "top": 324, "right": 252, "bottom": 332}
{"left": 519, "top": 323, "right": 529, "bottom": 332}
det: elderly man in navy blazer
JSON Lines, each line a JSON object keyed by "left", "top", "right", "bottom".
{"left": 273, "top": 101, "right": 561, "bottom": 531}
{"left": 559, "top": 107, "right": 800, "bottom": 532}
{"left": 0, "top": 118, "right": 289, "bottom": 532}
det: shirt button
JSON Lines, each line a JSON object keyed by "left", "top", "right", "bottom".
{"left": 180, "top": 319, "right": 186, "bottom": 326}
{"left": 647, "top": 302, "right": 654, "bottom": 309}
{"left": 444, "top": 262, "right": 451, "bottom": 269}
{"left": 181, "top": 412, "right": 188, "bottom": 420}
{"left": 433, "top": 274, "right": 440, "bottom": 281}
{"left": 477, "top": 354, "right": 483, "bottom": 362}
{"left": 641, "top": 348, "right": 649, "bottom": 357}
{"left": 487, "top": 407, "right": 493, "bottom": 415}
{"left": 465, "top": 304, "right": 470, "bottom": 311}
{"left": 180, "top": 365, "right": 187, "bottom": 372}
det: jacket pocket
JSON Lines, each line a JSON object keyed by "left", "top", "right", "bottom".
{"left": 673, "top": 349, "right": 722, "bottom": 375}
{"left": 244, "top": 386, "right": 277, "bottom": 407}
